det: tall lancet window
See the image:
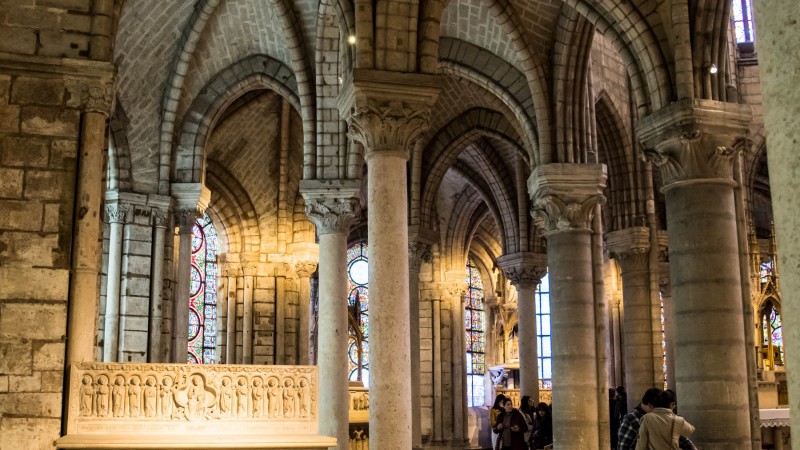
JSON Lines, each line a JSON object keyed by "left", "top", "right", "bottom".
{"left": 466, "top": 258, "right": 485, "bottom": 407}
{"left": 347, "top": 242, "right": 370, "bottom": 386}
{"left": 733, "top": 0, "right": 755, "bottom": 43}
{"left": 188, "top": 213, "right": 218, "bottom": 364}
{"left": 535, "top": 274, "right": 552, "bottom": 388}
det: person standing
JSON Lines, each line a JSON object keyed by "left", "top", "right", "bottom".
{"left": 617, "top": 388, "right": 661, "bottom": 450}
{"left": 490, "top": 394, "right": 507, "bottom": 449}
{"left": 529, "top": 402, "right": 553, "bottom": 450}
{"left": 635, "top": 390, "right": 695, "bottom": 450}
{"left": 494, "top": 398, "right": 529, "bottom": 450}
{"left": 519, "top": 395, "right": 536, "bottom": 445}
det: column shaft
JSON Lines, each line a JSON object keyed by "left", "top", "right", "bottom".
{"left": 297, "top": 273, "right": 312, "bottom": 366}
{"left": 409, "top": 249, "right": 424, "bottom": 449}
{"left": 548, "top": 229, "right": 599, "bottom": 448}
{"left": 171, "top": 224, "right": 193, "bottom": 363}
{"left": 432, "top": 297, "right": 443, "bottom": 442}
{"left": 367, "top": 153, "right": 412, "bottom": 448}
{"left": 612, "top": 301, "right": 623, "bottom": 386}
{"left": 516, "top": 284, "right": 539, "bottom": 401}
{"left": 620, "top": 264, "right": 655, "bottom": 407}
{"left": 103, "top": 216, "right": 125, "bottom": 362}
{"left": 450, "top": 290, "right": 466, "bottom": 443}
{"left": 276, "top": 275, "right": 286, "bottom": 364}
{"left": 148, "top": 220, "right": 166, "bottom": 362}
{"left": 226, "top": 274, "right": 237, "bottom": 364}
{"left": 243, "top": 273, "right": 254, "bottom": 364}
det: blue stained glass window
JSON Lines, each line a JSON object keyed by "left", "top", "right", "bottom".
{"left": 347, "top": 242, "right": 370, "bottom": 387}
{"left": 535, "top": 274, "right": 552, "bottom": 389}
{"left": 466, "top": 258, "right": 485, "bottom": 407}
{"left": 732, "top": 0, "right": 755, "bottom": 43}
{"left": 188, "top": 213, "right": 218, "bottom": 364}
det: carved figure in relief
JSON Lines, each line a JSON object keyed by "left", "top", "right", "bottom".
{"left": 128, "top": 375, "right": 142, "bottom": 417}
{"left": 160, "top": 376, "right": 176, "bottom": 418}
{"left": 219, "top": 377, "right": 233, "bottom": 417}
{"left": 283, "top": 378, "right": 299, "bottom": 418}
{"left": 186, "top": 375, "right": 204, "bottom": 417}
{"left": 112, "top": 376, "right": 126, "bottom": 417}
{"left": 251, "top": 378, "right": 265, "bottom": 417}
{"left": 144, "top": 376, "right": 157, "bottom": 418}
{"left": 236, "top": 377, "right": 248, "bottom": 417}
{"left": 298, "top": 378, "right": 309, "bottom": 418}
{"left": 267, "top": 377, "right": 282, "bottom": 418}
{"left": 96, "top": 375, "right": 110, "bottom": 417}
{"left": 80, "top": 375, "right": 94, "bottom": 417}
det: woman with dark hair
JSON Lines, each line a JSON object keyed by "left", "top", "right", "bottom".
{"left": 494, "top": 398, "right": 528, "bottom": 450}
{"left": 519, "top": 396, "right": 535, "bottom": 445}
{"left": 490, "top": 394, "right": 507, "bottom": 449}
{"left": 529, "top": 402, "right": 553, "bottom": 450}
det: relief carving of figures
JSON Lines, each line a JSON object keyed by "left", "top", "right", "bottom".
{"left": 80, "top": 375, "right": 94, "bottom": 417}
{"left": 283, "top": 378, "right": 299, "bottom": 418}
{"left": 267, "top": 377, "right": 283, "bottom": 418}
{"left": 112, "top": 376, "right": 126, "bottom": 417}
{"left": 352, "top": 392, "right": 369, "bottom": 411}
{"left": 96, "top": 375, "right": 109, "bottom": 417}
{"left": 128, "top": 375, "right": 142, "bottom": 418}
{"left": 219, "top": 377, "right": 233, "bottom": 417}
{"left": 143, "top": 376, "right": 157, "bottom": 418}
{"left": 236, "top": 377, "right": 248, "bottom": 418}
{"left": 160, "top": 376, "right": 176, "bottom": 418}
{"left": 251, "top": 378, "right": 264, "bottom": 418}
{"left": 176, "top": 374, "right": 215, "bottom": 420}
{"left": 298, "top": 378, "right": 309, "bottom": 418}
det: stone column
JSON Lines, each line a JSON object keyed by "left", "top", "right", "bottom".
{"left": 339, "top": 69, "right": 439, "bottom": 449}
{"left": 444, "top": 278, "right": 468, "bottom": 445}
{"left": 242, "top": 266, "right": 255, "bottom": 364}
{"left": 637, "top": 100, "right": 752, "bottom": 449}
{"left": 295, "top": 260, "right": 318, "bottom": 366}
{"left": 103, "top": 202, "right": 128, "bottom": 362}
{"left": 169, "top": 183, "right": 210, "bottom": 363}
{"left": 528, "top": 163, "right": 607, "bottom": 448}
{"left": 148, "top": 208, "right": 168, "bottom": 363}
{"left": 752, "top": 7, "right": 800, "bottom": 448}
{"left": 497, "top": 252, "right": 548, "bottom": 402}
{"left": 611, "top": 298, "right": 623, "bottom": 386}
{"left": 66, "top": 80, "right": 113, "bottom": 365}
{"left": 409, "top": 238, "right": 432, "bottom": 449}
{"left": 606, "top": 227, "right": 654, "bottom": 409}
{"left": 432, "top": 296, "right": 444, "bottom": 443}
{"left": 301, "top": 180, "right": 361, "bottom": 450}
{"left": 225, "top": 269, "right": 237, "bottom": 364}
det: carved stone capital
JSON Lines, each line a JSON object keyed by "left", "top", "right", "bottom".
{"left": 294, "top": 261, "right": 318, "bottom": 278}
{"left": 637, "top": 99, "right": 752, "bottom": 188}
{"left": 338, "top": 69, "right": 439, "bottom": 160}
{"left": 81, "top": 78, "right": 114, "bottom": 114}
{"left": 173, "top": 208, "right": 198, "bottom": 233}
{"left": 300, "top": 180, "right": 361, "bottom": 236}
{"left": 496, "top": 252, "right": 548, "bottom": 290}
{"left": 528, "top": 164, "right": 607, "bottom": 234}
{"left": 658, "top": 267, "right": 672, "bottom": 297}
{"left": 441, "top": 281, "right": 468, "bottom": 301}
{"left": 408, "top": 242, "right": 432, "bottom": 272}
{"left": 105, "top": 204, "right": 129, "bottom": 224}
{"left": 151, "top": 208, "right": 168, "bottom": 228}
{"left": 605, "top": 227, "right": 651, "bottom": 274}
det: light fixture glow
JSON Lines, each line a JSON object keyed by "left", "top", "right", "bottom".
{"left": 347, "top": 35, "right": 357, "bottom": 45}
{"left": 709, "top": 63, "right": 718, "bottom": 74}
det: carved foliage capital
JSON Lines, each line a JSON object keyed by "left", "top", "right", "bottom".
{"left": 346, "top": 103, "right": 431, "bottom": 158}
{"left": 81, "top": 79, "right": 114, "bottom": 114}
{"left": 152, "top": 208, "right": 168, "bottom": 228}
{"left": 641, "top": 129, "right": 742, "bottom": 186}
{"left": 106, "top": 204, "right": 129, "bottom": 223}
{"left": 304, "top": 198, "right": 360, "bottom": 235}
{"left": 442, "top": 281, "right": 467, "bottom": 301}
{"left": 174, "top": 208, "right": 198, "bottom": 232}
{"left": 613, "top": 248, "right": 650, "bottom": 273}
{"left": 294, "top": 261, "right": 318, "bottom": 278}
{"left": 503, "top": 265, "right": 547, "bottom": 290}
{"left": 532, "top": 193, "right": 606, "bottom": 234}
{"left": 408, "top": 242, "right": 432, "bottom": 272}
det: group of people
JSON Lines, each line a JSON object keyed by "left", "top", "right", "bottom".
{"left": 616, "top": 387, "right": 696, "bottom": 450}
{"left": 490, "top": 394, "right": 553, "bottom": 450}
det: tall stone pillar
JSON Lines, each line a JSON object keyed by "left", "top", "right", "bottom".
{"left": 169, "top": 183, "right": 210, "bottom": 363}
{"left": 528, "top": 163, "right": 607, "bottom": 448}
{"left": 242, "top": 265, "right": 255, "bottom": 364}
{"left": 606, "top": 227, "right": 655, "bottom": 408}
{"left": 497, "top": 252, "right": 548, "bottom": 402}
{"left": 444, "top": 277, "right": 468, "bottom": 445}
{"left": 339, "top": 69, "right": 439, "bottom": 449}
{"left": 103, "top": 202, "right": 128, "bottom": 362}
{"left": 148, "top": 207, "right": 168, "bottom": 362}
{"left": 637, "top": 100, "right": 752, "bottom": 449}
{"left": 754, "top": 6, "right": 800, "bottom": 448}
{"left": 225, "top": 269, "right": 237, "bottom": 364}
{"left": 301, "top": 180, "right": 361, "bottom": 450}
{"left": 432, "top": 296, "right": 444, "bottom": 443}
{"left": 409, "top": 237, "right": 433, "bottom": 449}
{"left": 295, "top": 259, "right": 318, "bottom": 366}
{"left": 611, "top": 298, "right": 623, "bottom": 386}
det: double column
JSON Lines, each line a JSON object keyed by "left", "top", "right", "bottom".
{"left": 606, "top": 227, "right": 657, "bottom": 408}
{"left": 409, "top": 237, "right": 433, "bottom": 449}
{"left": 528, "top": 163, "right": 607, "bottom": 448}
{"left": 338, "top": 69, "right": 439, "bottom": 449}
{"left": 637, "top": 100, "right": 752, "bottom": 449}
{"left": 301, "top": 180, "right": 361, "bottom": 450}
{"left": 497, "top": 252, "right": 548, "bottom": 402}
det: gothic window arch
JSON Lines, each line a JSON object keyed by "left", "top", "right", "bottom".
{"left": 466, "top": 258, "right": 485, "bottom": 407}
{"left": 535, "top": 274, "right": 552, "bottom": 389}
{"left": 347, "top": 241, "right": 370, "bottom": 386}
{"left": 189, "top": 213, "right": 219, "bottom": 364}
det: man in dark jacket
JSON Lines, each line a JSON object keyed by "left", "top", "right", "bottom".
{"left": 494, "top": 398, "right": 529, "bottom": 450}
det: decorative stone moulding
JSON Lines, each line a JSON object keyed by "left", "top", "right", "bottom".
{"left": 57, "top": 363, "right": 336, "bottom": 449}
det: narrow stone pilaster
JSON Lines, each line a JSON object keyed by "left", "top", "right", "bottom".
{"left": 497, "top": 252, "right": 548, "bottom": 402}
{"left": 102, "top": 202, "right": 128, "bottom": 362}
{"left": 638, "top": 99, "right": 752, "bottom": 449}
{"left": 225, "top": 269, "right": 237, "bottom": 364}
{"left": 339, "top": 69, "right": 439, "bottom": 450}
{"left": 409, "top": 238, "right": 432, "bottom": 450}
{"left": 528, "top": 163, "right": 607, "bottom": 448}
{"left": 606, "top": 227, "right": 655, "bottom": 409}
{"left": 301, "top": 180, "right": 361, "bottom": 450}
{"left": 443, "top": 277, "right": 468, "bottom": 445}
{"left": 295, "top": 260, "right": 318, "bottom": 366}
{"left": 148, "top": 207, "right": 168, "bottom": 363}
{"left": 432, "top": 296, "right": 444, "bottom": 443}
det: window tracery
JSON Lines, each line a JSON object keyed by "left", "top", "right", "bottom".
{"left": 466, "top": 258, "right": 485, "bottom": 407}
{"left": 188, "top": 213, "right": 218, "bottom": 364}
{"left": 347, "top": 242, "right": 370, "bottom": 386}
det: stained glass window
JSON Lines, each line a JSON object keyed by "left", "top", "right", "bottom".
{"left": 347, "top": 242, "right": 370, "bottom": 386}
{"left": 188, "top": 213, "right": 218, "bottom": 364}
{"left": 466, "top": 258, "right": 485, "bottom": 407}
{"left": 763, "top": 304, "right": 784, "bottom": 365}
{"left": 660, "top": 295, "right": 667, "bottom": 388}
{"left": 760, "top": 257, "right": 774, "bottom": 284}
{"left": 535, "top": 274, "right": 552, "bottom": 389}
{"left": 732, "top": 0, "right": 755, "bottom": 43}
